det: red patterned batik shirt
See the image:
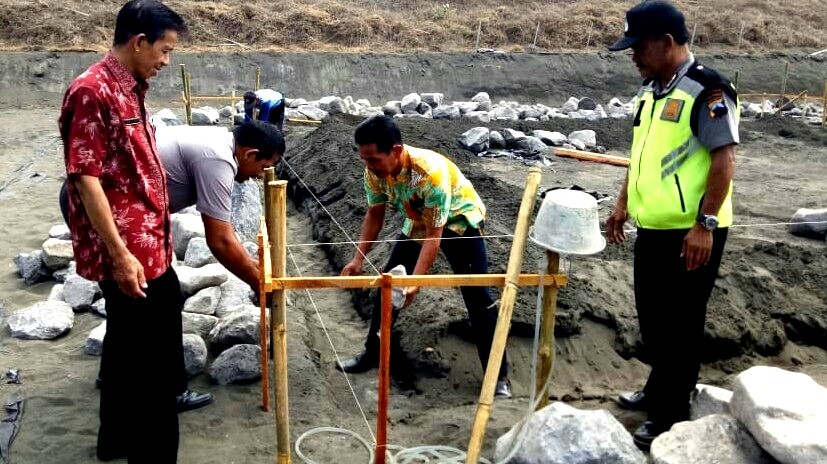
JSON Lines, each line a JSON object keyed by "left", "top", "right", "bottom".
{"left": 59, "top": 53, "right": 173, "bottom": 282}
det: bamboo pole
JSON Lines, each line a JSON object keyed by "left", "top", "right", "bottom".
{"left": 375, "top": 273, "right": 393, "bottom": 464}
{"left": 258, "top": 219, "right": 270, "bottom": 412}
{"left": 266, "top": 177, "right": 291, "bottom": 464}
{"left": 733, "top": 70, "right": 740, "bottom": 89}
{"left": 774, "top": 90, "right": 808, "bottom": 114}
{"left": 822, "top": 80, "right": 826, "bottom": 127}
{"left": 466, "top": 167, "right": 542, "bottom": 464}
{"left": 475, "top": 20, "right": 482, "bottom": 49}
{"left": 535, "top": 251, "right": 560, "bottom": 410}
{"left": 780, "top": 62, "right": 789, "bottom": 99}
{"left": 231, "top": 89, "right": 237, "bottom": 128}
{"left": 553, "top": 147, "right": 630, "bottom": 167}
{"left": 180, "top": 64, "right": 192, "bottom": 125}
{"left": 256, "top": 67, "right": 262, "bottom": 91}
{"left": 265, "top": 273, "right": 568, "bottom": 291}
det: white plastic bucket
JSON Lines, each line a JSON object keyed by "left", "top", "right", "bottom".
{"left": 529, "top": 189, "right": 606, "bottom": 255}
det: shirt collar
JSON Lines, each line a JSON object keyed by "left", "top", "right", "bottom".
{"left": 390, "top": 145, "right": 411, "bottom": 182}
{"left": 103, "top": 52, "right": 149, "bottom": 96}
{"left": 653, "top": 53, "right": 695, "bottom": 96}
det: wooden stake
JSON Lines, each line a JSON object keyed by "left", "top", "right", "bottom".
{"left": 822, "top": 80, "right": 826, "bottom": 127}
{"left": 231, "top": 89, "right": 237, "bottom": 128}
{"left": 532, "top": 22, "right": 540, "bottom": 51}
{"left": 475, "top": 20, "right": 482, "bottom": 50}
{"left": 258, "top": 218, "right": 270, "bottom": 412}
{"left": 375, "top": 273, "right": 393, "bottom": 464}
{"left": 266, "top": 177, "right": 291, "bottom": 464}
{"left": 734, "top": 70, "right": 740, "bottom": 89}
{"left": 737, "top": 21, "right": 745, "bottom": 52}
{"left": 689, "top": 23, "right": 698, "bottom": 51}
{"left": 266, "top": 273, "right": 568, "bottom": 291}
{"left": 585, "top": 21, "right": 593, "bottom": 48}
{"left": 535, "top": 251, "right": 559, "bottom": 410}
{"left": 780, "top": 61, "right": 789, "bottom": 98}
{"left": 256, "top": 67, "right": 262, "bottom": 91}
{"left": 553, "top": 147, "right": 630, "bottom": 167}
{"left": 180, "top": 64, "right": 192, "bottom": 125}
{"left": 466, "top": 167, "right": 542, "bottom": 464}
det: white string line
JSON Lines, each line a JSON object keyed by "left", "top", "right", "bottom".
{"left": 281, "top": 220, "right": 827, "bottom": 249}
{"left": 287, "top": 245, "right": 377, "bottom": 444}
{"left": 280, "top": 157, "right": 382, "bottom": 275}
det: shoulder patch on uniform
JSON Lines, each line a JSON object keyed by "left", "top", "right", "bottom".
{"left": 660, "top": 98, "right": 684, "bottom": 122}
{"left": 705, "top": 89, "right": 728, "bottom": 118}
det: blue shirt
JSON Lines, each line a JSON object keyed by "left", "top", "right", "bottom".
{"left": 244, "top": 89, "right": 283, "bottom": 123}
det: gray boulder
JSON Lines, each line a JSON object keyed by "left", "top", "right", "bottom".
{"left": 183, "top": 333, "right": 208, "bottom": 377}
{"left": 8, "top": 301, "right": 74, "bottom": 340}
{"left": 458, "top": 127, "right": 490, "bottom": 153}
{"left": 175, "top": 263, "right": 229, "bottom": 297}
{"left": 382, "top": 101, "right": 402, "bottom": 116}
{"left": 401, "top": 93, "right": 421, "bottom": 114}
{"left": 502, "top": 128, "right": 526, "bottom": 145}
{"left": 520, "top": 106, "right": 546, "bottom": 120}
{"left": 432, "top": 105, "right": 461, "bottom": 120}
{"left": 471, "top": 92, "right": 493, "bottom": 111}
{"left": 356, "top": 98, "right": 372, "bottom": 108}
{"left": 91, "top": 298, "right": 106, "bottom": 317}
{"left": 184, "top": 286, "right": 221, "bottom": 315}
{"left": 730, "top": 366, "right": 827, "bottom": 464}
{"left": 568, "top": 130, "right": 597, "bottom": 148}
{"left": 421, "top": 93, "right": 444, "bottom": 108}
{"left": 171, "top": 213, "right": 205, "bottom": 259}
{"left": 48, "top": 284, "right": 65, "bottom": 302}
{"left": 318, "top": 96, "right": 347, "bottom": 114}
{"left": 578, "top": 97, "right": 598, "bottom": 110}
{"left": 531, "top": 130, "right": 568, "bottom": 146}
{"left": 231, "top": 180, "right": 262, "bottom": 243}
{"left": 514, "top": 136, "right": 550, "bottom": 154}
{"left": 208, "top": 344, "right": 261, "bottom": 385}
{"left": 191, "top": 107, "right": 220, "bottom": 125}
{"left": 570, "top": 139, "right": 587, "bottom": 151}
{"left": 63, "top": 273, "right": 101, "bottom": 312}
{"left": 494, "top": 402, "right": 646, "bottom": 464}
{"left": 651, "top": 414, "right": 777, "bottom": 464}
{"left": 287, "top": 98, "right": 307, "bottom": 108}
{"left": 182, "top": 312, "right": 219, "bottom": 339}
{"left": 297, "top": 105, "right": 328, "bottom": 121}
{"left": 184, "top": 237, "right": 216, "bottom": 268}
{"left": 416, "top": 102, "right": 432, "bottom": 117}
{"left": 14, "top": 250, "right": 50, "bottom": 285}
{"left": 691, "top": 384, "right": 733, "bottom": 420}
{"left": 49, "top": 224, "right": 71, "bottom": 240}
{"left": 209, "top": 304, "right": 261, "bottom": 354}
{"left": 358, "top": 107, "right": 384, "bottom": 118}
{"left": 215, "top": 275, "right": 255, "bottom": 318}
{"left": 489, "top": 131, "right": 506, "bottom": 149}
{"left": 490, "top": 106, "right": 519, "bottom": 121}
{"left": 218, "top": 106, "right": 233, "bottom": 118}
{"left": 561, "top": 97, "right": 580, "bottom": 113}
{"left": 41, "top": 238, "right": 74, "bottom": 270}
{"left": 85, "top": 321, "right": 106, "bottom": 356}
{"left": 53, "top": 261, "right": 76, "bottom": 283}
{"left": 454, "top": 101, "right": 480, "bottom": 114}
{"left": 788, "top": 208, "right": 827, "bottom": 240}
{"left": 462, "top": 111, "right": 491, "bottom": 123}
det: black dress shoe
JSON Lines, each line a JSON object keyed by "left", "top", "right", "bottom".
{"left": 633, "top": 420, "right": 669, "bottom": 450}
{"left": 335, "top": 352, "right": 378, "bottom": 374}
{"left": 176, "top": 389, "right": 214, "bottom": 413}
{"left": 618, "top": 390, "right": 648, "bottom": 411}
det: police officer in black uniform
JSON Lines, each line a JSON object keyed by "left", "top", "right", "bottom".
{"left": 605, "top": 0, "right": 740, "bottom": 450}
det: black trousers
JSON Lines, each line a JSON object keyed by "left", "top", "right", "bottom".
{"left": 98, "top": 267, "right": 184, "bottom": 463}
{"left": 634, "top": 227, "right": 728, "bottom": 425}
{"left": 365, "top": 226, "right": 508, "bottom": 379}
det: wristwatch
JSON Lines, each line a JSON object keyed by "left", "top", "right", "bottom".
{"left": 697, "top": 214, "right": 718, "bottom": 231}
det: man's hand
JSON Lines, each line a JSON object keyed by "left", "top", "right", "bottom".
{"left": 682, "top": 225, "right": 713, "bottom": 271}
{"left": 402, "top": 286, "right": 420, "bottom": 308}
{"left": 606, "top": 205, "right": 629, "bottom": 244}
{"left": 341, "top": 259, "right": 363, "bottom": 276}
{"left": 112, "top": 250, "right": 147, "bottom": 298}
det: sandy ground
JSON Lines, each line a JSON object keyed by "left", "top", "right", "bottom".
{"left": 1, "top": 106, "right": 827, "bottom": 464}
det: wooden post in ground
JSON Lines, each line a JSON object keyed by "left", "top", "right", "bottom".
{"left": 535, "top": 251, "right": 560, "bottom": 410}
{"left": 375, "top": 273, "right": 393, "bottom": 464}
{"left": 734, "top": 70, "right": 740, "bottom": 89}
{"left": 180, "top": 64, "right": 192, "bottom": 125}
{"left": 256, "top": 67, "right": 262, "bottom": 91}
{"left": 822, "top": 80, "right": 826, "bottom": 127}
{"left": 265, "top": 177, "right": 291, "bottom": 464}
{"left": 466, "top": 167, "right": 542, "bottom": 464}
{"left": 780, "top": 62, "right": 789, "bottom": 100}
{"left": 257, "top": 219, "right": 270, "bottom": 412}
{"left": 475, "top": 20, "right": 482, "bottom": 50}
{"left": 231, "top": 89, "right": 237, "bottom": 128}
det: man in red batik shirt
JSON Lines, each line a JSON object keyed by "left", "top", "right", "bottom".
{"left": 59, "top": 1, "right": 193, "bottom": 462}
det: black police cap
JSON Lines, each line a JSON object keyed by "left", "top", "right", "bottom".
{"left": 609, "top": 1, "right": 689, "bottom": 51}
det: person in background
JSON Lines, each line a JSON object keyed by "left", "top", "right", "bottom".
{"left": 243, "top": 89, "right": 286, "bottom": 132}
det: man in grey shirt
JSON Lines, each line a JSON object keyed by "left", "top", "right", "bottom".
{"left": 156, "top": 121, "right": 285, "bottom": 289}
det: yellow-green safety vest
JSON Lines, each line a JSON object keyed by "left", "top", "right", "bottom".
{"left": 627, "top": 65, "right": 738, "bottom": 229}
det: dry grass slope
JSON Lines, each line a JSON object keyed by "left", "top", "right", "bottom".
{"left": 0, "top": 0, "right": 824, "bottom": 52}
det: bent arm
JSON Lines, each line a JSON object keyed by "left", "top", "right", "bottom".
{"left": 202, "top": 213, "right": 259, "bottom": 289}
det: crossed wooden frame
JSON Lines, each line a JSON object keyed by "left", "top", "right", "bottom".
{"left": 256, "top": 166, "right": 566, "bottom": 464}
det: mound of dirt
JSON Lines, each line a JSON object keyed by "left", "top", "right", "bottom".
{"left": 279, "top": 116, "right": 827, "bottom": 378}
{"left": 742, "top": 115, "right": 827, "bottom": 147}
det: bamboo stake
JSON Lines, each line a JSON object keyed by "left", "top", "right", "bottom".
{"left": 180, "top": 64, "right": 192, "bottom": 125}
{"left": 780, "top": 62, "right": 789, "bottom": 99}
{"left": 258, "top": 218, "right": 270, "bottom": 412}
{"left": 266, "top": 178, "right": 291, "bottom": 464}
{"left": 375, "top": 273, "right": 393, "bottom": 464}
{"left": 231, "top": 89, "right": 237, "bottom": 128}
{"left": 553, "top": 147, "right": 630, "bottom": 167}
{"left": 822, "top": 80, "right": 826, "bottom": 127}
{"left": 475, "top": 20, "right": 482, "bottom": 50}
{"left": 256, "top": 67, "right": 262, "bottom": 91}
{"left": 535, "top": 251, "right": 559, "bottom": 410}
{"left": 531, "top": 22, "right": 540, "bottom": 51}
{"left": 774, "top": 90, "right": 808, "bottom": 114}
{"left": 734, "top": 70, "right": 740, "bottom": 89}
{"left": 466, "top": 167, "right": 542, "bottom": 464}
{"left": 265, "top": 273, "right": 568, "bottom": 291}
{"left": 689, "top": 23, "right": 698, "bottom": 51}
{"left": 737, "top": 21, "right": 745, "bottom": 52}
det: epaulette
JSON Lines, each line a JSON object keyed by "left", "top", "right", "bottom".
{"left": 685, "top": 62, "right": 738, "bottom": 101}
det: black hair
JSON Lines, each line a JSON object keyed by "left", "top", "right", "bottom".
{"left": 113, "top": 0, "right": 188, "bottom": 46}
{"left": 354, "top": 116, "right": 403, "bottom": 154}
{"left": 671, "top": 28, "right": 690, "bottom": 46}
{"left": 234, "top": 121, "right": 286, "bottom": 161}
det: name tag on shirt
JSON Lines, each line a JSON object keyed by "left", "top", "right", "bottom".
{"left": 123, "top": 117, "right": 141, "bottom": 126}
{"left": 660, "top": 98, "right": 684, "bottom": 123}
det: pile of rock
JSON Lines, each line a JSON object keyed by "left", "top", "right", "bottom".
{"left": 496, "top": 366, "right": 827, "bottom": 464}
{"left": 457, "top": 126, "right": 602, "bottom": 166}
{"left": 9, "top": 181, "right": 267, "bottom": 385}
{"left": 740, "top": 99, "right": 824, "bottom": 125}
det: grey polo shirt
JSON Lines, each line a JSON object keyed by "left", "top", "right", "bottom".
{"left": 156, "top": 126, "right": 238, "bottom": 222}
{"left": 653, "top": 54, "right": 739, "bottom": 152}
